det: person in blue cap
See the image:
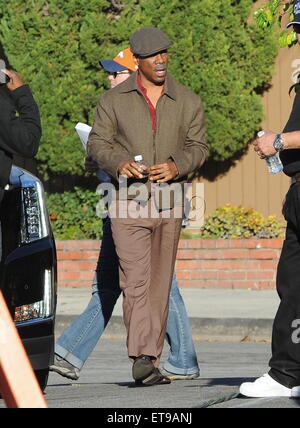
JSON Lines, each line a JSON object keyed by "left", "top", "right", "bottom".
{"left": 99, "top": 47, "right": 138, "bottom": 88}
{"left": 50, "top": 48, "right": 200, "bottom": 384}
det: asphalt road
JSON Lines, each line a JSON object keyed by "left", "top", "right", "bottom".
{"left": 1, "top": 286, "right": 299, "bottom": 410}
{"left": 22, "top": 340, "right": 300, "bottom": 409}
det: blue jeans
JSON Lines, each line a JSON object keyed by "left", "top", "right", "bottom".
{"left": 56, "top": 219, "right": 199, "bottom": 375}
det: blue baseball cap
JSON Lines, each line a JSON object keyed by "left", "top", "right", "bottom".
{"left": 287, "top": 0, "right": 300, "bottom": 27}
{"left": 99, "top": 60, "right": 126, "bottom": 73}
{"left": 99, "top": 48, "right": 137, "bottom": 73}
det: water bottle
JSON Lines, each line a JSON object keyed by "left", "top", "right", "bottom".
{"left": 265, "top": 153, "right": 283, "bottom": 174}
{"left": 134, "top": 155, "right": 149, "bottom": 176}
{"left": 257, "top": 131, "right": 283, "bottom": 174}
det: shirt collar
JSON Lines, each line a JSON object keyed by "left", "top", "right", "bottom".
{"left": 117, "top": 72, "right": 177, "bottom": 101}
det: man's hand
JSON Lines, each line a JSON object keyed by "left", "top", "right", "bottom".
{"left": 149, "top": 161, "right": 179, "bottom": 183}
{"left": 118, "top": 160, "right": 147, "bottom": 179}
{"left": 1, "top": 69, "right": 25, "bottom": 91}
{"left": 253, "top": 131, "right": 277, "bottom": 158}
{"left": 84, "top": 156, "right": 98, "bottom": 173}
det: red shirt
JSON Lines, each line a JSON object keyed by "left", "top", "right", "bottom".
{"left": 137, "top": 75, "right": 158, "bottom": 134}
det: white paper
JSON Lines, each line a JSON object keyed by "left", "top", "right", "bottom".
{"left": 75, "top": 122, "right": 92, "bottom": 151}
{"left": 75, "top": 122, "right": 111, "bottom": 183}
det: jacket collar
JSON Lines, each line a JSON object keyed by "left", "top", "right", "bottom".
{"left": 117, "top": 72, "right": 177, "bottom": 101}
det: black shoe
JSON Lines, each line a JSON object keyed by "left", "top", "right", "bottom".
{"left": 135, "top": 368, "right": 172, "bottom": 386}
{"left": 132, "top": 355, "right": 154, "bottom": 381}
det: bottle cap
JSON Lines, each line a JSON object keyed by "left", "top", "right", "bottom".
{"left": 257, "top": 130, "right": 265, "bottom": 138}
{"left": 134, "top": 155, "right": 143, "bottom": 162}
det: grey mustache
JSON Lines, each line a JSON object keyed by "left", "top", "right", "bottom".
{"left": 155, "top": 66, "right": 167, "bottom": 71}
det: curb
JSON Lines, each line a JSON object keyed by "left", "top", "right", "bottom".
{"left": 55, "top": 315, "right": 273, "bottom": 342}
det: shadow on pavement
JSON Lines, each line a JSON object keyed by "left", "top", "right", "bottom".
{"left": 187, "top": 377, "right": 255, "bottom": 387}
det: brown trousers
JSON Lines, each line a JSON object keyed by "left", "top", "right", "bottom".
{"left": 110, "top": 201, "right": 182, "bottom": 365}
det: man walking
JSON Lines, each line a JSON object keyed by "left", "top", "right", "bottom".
{"left": 50, "top": 47, "right": 200, "bottom": 382}
{"left": 88, "top": 27, "right": 208, "bottom": 386}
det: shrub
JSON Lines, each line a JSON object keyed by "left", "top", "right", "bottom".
{"left": 46, "top": 187, "right": 103, "bottom": 240}
{"left": 200, "top": 204, "right": 285, "bottom": 239}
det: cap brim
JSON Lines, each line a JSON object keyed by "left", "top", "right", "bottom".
{"left": 99, "top": 60, "right": 127, "bottom": 72}
{"left": 133, "top": 45, "right": 171, "bottom": 58}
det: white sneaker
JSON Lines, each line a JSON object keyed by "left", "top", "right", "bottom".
{"left": 239, "top": 374, "right": 292, "bottom": 398}
{"left": 291, "top": 386, "right": 300, "bottom": 398}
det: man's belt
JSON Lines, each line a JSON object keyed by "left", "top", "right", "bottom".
{"left": 291, "top": 172, "right": 300, "bottom": 184}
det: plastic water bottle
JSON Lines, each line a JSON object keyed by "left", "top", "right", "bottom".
{"left": 134, "top": 155, "right": 149, "bottom": 176}
{"left": 265, "top": 153, "right": 283, "bottom": 174}
{"left": 257, "top": 131, "right": 283, "bottom": 174}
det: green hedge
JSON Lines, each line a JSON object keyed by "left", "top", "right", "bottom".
{"left": 0, "top": 0, "right": 278, "bottom": 180}
{"left": 46, "top": 187, "right": 103, "bottom": 240}
{"left": 47, "top": 192, "right": 285, "bottom": 240}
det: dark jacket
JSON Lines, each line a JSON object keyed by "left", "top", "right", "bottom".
{"left": 88, "top": 72, "right": 208, "bottom": 205}
{"left": 0, "top": 84, "right": 41, "bottom": 203}
{"left": 280, "top": 89, "right": 300, "bottom": 177}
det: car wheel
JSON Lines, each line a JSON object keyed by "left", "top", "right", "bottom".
{"left": 35, "top": 369, "right": 49, "bottom": 392}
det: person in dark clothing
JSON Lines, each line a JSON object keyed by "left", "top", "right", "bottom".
{"left": 0, "top": 68, "right": 41, "bottom": 203}
{"left": 239, "top": 0, "right": 300, "bottom": 398}
{"left": 0, "top": 66, "right": 41, "bottom": 261}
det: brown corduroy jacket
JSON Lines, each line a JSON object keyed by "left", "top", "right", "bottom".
{"left": 87, "top": 72, "right": 209, "bottom": 202}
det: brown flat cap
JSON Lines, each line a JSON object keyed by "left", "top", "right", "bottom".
{"left": 130, "top": 27, "right": 171, "bottom": 57}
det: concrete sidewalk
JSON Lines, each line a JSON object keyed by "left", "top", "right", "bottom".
{"left": 56, "top": 287, "right": 280, "bottom": 341}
